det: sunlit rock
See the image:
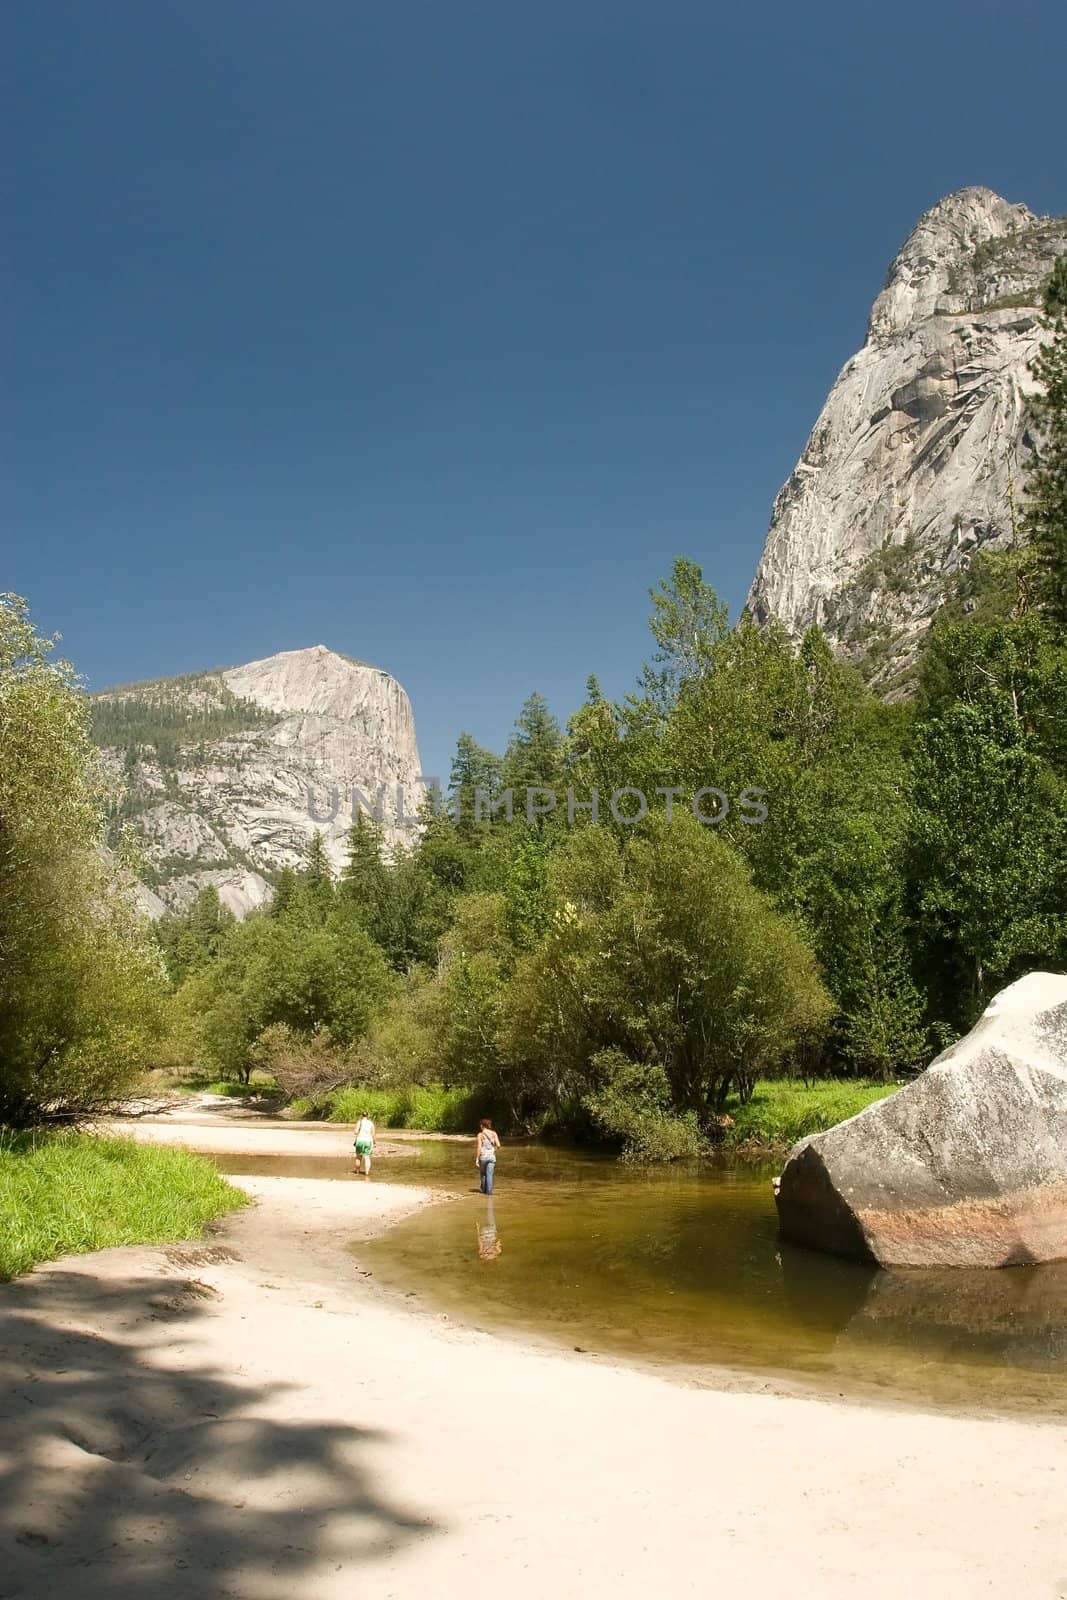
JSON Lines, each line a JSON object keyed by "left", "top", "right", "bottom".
{"left": 747, "top": 188, "right": 1067, "bottom": 683}
{"left": 775, "top": 972, "right": 1067, "bottom": 1267}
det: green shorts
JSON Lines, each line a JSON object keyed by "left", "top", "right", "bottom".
{"left": 354, "top": 1140, "right": 373, "bottom": 1156}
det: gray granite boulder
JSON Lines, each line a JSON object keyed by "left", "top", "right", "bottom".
{"left": 774, "top": 973, "right": 1067, "bottom": 1267}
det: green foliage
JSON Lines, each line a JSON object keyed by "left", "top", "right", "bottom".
{"left": 0, "top": 595, "right": 167, "bottom": 1126}
{"left": 502, "top": 692, "right": 565, "bottom": 797}
{"left": 1024, "top": 257, "right": 1067, "bottom": 623}
{"left": 581, "top": 1050, "right": 704, "bottom": 1162}
{"left": 721, "top": 1079, "right": 896, "bottom": 1150}
{"left": 498, "top": 815, "right": 833, "bottom": 1126}
{"left": 910, "top": 595, "right": 1066, "bottom": 1027}
{"left": 174, "top": 910, "right": 395, "bottom": 1082}
{"left": 907, "top": 697, "right": 1066, "bottom": 1022}
{"left": 637, "top": 556, "right": 730, "bottom": 714}
{"left": 155, "top": 885, "right": 236, "bottom": 983}
{"left": 89, "top": 677, "right": 274, "bottom": 768}
{"left": 854, "top": 533, "right": 919, "bottom": 597}
{"left": 313, "top": 1083, "right": 484, "bottom": 1132}
{"left": 449, "top": 731, "right": 504, "bottom": 834}
{"left": 0, "top": 1132, "right": 247, "bottom": 1279}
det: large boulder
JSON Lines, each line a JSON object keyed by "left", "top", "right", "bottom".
{"left": 774, "top": 972, "right": 1067, "bottom": 1267}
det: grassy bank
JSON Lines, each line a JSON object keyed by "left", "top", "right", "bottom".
{"left": 291, "top": 1083, "right": 483, "bottom": 1133}
{"left": 286, "top": 1076, "right": 898, "bottom": 1155}
{"left": 722, "top": 1078, "right": 897, "bottom": 1150}
{"left": 0, "top": 1132, "right": 248, "bottom": 1280}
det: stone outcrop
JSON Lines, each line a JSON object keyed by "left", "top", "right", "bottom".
{"left": 747, "top": 188, "right": 1067, "bottom": 683}
{"left": 774, "top": 972, "right": 1067, "bottom": 1267}
{"left": 92, "top": 646, "right": 423, "bottom": 917}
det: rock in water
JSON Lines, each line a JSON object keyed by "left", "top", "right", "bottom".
{"left": 774, "top": 973, "right": 1067, "bottom": 1267}
{"left": 747, "top": 188, "right": 1067, "bottom": 684}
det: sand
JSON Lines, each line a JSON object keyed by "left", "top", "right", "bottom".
{"left": 2, "top": 1116, "right": 1066, "bottom": 1599}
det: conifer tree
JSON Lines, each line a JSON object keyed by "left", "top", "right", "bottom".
{"left": 341, "top": 812, "right": 387, "bottom": 911}
{"left": 1024, "top": 256, "right": 1067, "bottom": 624}
{"left": 448, "top": 731, "right": 504, "bottom": 832}
{"left": 503, "top": 693, "right": 564, "bottom": 793}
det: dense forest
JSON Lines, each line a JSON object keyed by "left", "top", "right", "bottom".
{"left": 3, "top": 262, "right": 1065, "bottom": 1153}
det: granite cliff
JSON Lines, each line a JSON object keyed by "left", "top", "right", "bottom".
{"left": 92, "top": 646, "right": 423, "bottom": 918}
{"left": 747, "top": 187, "right": 1067, "bottom": 681}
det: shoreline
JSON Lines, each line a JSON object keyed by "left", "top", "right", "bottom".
{"left": 101, "top": 1111, "right": 1066, "bottom": 1425}
{"left": 3, "top": 1161, "right": 1066, "bottom": 1597}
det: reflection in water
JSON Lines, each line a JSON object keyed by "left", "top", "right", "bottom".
{"left": 214, "top": 1138, "right": 1067, "bottom": 1415}
{"left": 477, "top": 1200, "right": 502, "bottom": 1261}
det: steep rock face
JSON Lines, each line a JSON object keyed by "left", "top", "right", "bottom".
{"left": 774, "top": 972, "right": 1067, "bottom": 1268}
{"left": 92, "top": 646, "right": 424, "bottom": 918}
{"left": 748, "top": 189, "right": 1067, "bottom": 680}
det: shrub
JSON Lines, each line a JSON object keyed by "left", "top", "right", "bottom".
{"left": 248, "top": 1023, "right": 353, "bottom": 1103}
{"left": 582, "top": 1049, "right": 705, "bottom": 1163}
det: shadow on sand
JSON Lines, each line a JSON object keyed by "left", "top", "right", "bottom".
{"left": 0, "top": 1266, "right": 439, "bottom": 1598}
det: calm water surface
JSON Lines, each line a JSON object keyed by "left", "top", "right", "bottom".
{"left": 217, "top": 1136, "right": 1067, "bottom": 1417}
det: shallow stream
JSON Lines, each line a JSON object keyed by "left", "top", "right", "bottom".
{"left": 216, "top": 1135, "right": 1067, "bottom": 1417}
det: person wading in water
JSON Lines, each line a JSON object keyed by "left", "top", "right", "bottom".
{"left": 475, "top": 1118, "right": 500, "bottom": 1193}
{"left": 353, "top": 1111, "right": 376, "bottom": 1177}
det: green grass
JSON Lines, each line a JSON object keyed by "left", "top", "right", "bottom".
{"left": 0, "top": 1131, "right": 248, "bottom": 1280}
{"left": 291, "top": 1083, "right": 485, "bottom": 1134}
{"left": 722, "top": 1078, "right": 897, "bottom": 1150}
{"left": 165, "top": 1074, "right": 280, "bottom": 1098}
{"left": 201, "top": 1078, "right": 281, "bottom": 1098}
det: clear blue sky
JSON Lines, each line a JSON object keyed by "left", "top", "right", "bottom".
{"left": 6, "top": 0, "right": 1066, "bottom": 778}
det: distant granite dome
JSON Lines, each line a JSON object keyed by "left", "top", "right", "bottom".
{"left": 92, "top": 646, "right": 424, "bottom": 919}
{"left": 747, "top": 187, "right": 1067, "bottom": 683}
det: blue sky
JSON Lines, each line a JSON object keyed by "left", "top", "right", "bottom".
{"left": 6, "top": 0, "right": 1066, "bottom": 778}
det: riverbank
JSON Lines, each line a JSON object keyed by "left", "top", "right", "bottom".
{"left": 0, "top": 1131, "right": 246, "bottom": 1279}
{"left": 162, "top": 1074, "right": 900, "bottom": 1156}
{"left": 2, "top": 1157, "right": 1065, "bottom": 1599}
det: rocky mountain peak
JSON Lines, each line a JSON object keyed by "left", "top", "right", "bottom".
{"left": 222, "top": 645, "right": 392, "bottom": 721}
{"left": 92, "top": 646, "right": 423, "bottom": 919}
{"left": 867, "top": 188, "right": 1037, "bottom": 341}
{"left": 747, "top": 187, "right": 1067, "bottom": 684}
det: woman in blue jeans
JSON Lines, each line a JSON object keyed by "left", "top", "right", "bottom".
{"left": 476, "top": 1118, "right": 500, "bottom": 1193}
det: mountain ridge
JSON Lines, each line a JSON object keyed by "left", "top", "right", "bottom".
{"left": 91, "top": 645, "right": 424, "bottom": 919}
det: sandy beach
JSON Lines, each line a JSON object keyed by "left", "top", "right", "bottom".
{"left": 2, "top": 1118, "right": 1066, "bottom": 1599}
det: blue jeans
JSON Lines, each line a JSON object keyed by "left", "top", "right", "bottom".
{"left": 479, "top": 1158, "right": 495, "bottom": 1194}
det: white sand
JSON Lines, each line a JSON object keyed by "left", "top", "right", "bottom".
{"left": 2, "top": 1125, "right": 1066, "bottom": 1598}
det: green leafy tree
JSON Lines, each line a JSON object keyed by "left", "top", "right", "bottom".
{"left": 175, "top": 911, "right": 395, "bottom": 1082}
{"left": 301, "top": 830, "right": 335, "bottom": 912}
{"left": 636, "top": 556, "right": 730, "bottom": 716}
{"left": 156, "top": 885, "right": 236, "bottom": 983}
{"left": 907, "top": 699, "right": 1066, "bottom": 1022}
{"left": 0, "top": 594, "right": 165, "bottom": 1124}
{"left": 502, "top": 816, "right": 832, "bottom": 1124}
{"left": 340, "top": 813, "right": 389, "bottom": 918}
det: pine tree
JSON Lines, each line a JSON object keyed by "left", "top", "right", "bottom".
{"left": 299, "top": 830, "right": 335, "bottom": 917}
{"left": 341, "top": 812, "right": 387, "bottom": 911}
{"left": 503, "top": 693, "right": 564, "bottom": 793}
{"left": 271, "top": 866, "right": 298, "bottom": 918}
{"left": 448, "top": 731, "right": 504, "bottom": 832}
{"left": 1024, "top": 256, "right": 1067, "bottom": 624}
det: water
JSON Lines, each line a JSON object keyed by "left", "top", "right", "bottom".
{"left": 217, "top": 1136, "right": 1067, "bottom": 1417}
